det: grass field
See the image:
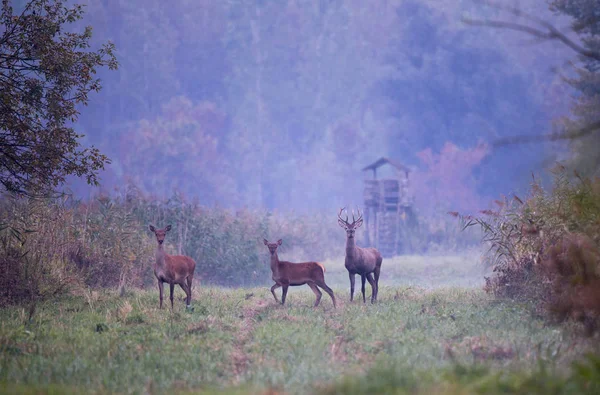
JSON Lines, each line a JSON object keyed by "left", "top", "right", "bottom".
{"left": 1, "top": 254, "right": 599, "bottom": 394}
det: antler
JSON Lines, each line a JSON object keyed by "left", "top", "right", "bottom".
{"left": 355, "top": 208, "right": 363, "bottom": 223}
{"left": 352, "top": 207, "right": 363, "bottom": 228}
{"left": 338, "top": 207, "right": 350, "bottom": 226}
{"left": 339, "top": 207, "right": 363, "bottom": 228}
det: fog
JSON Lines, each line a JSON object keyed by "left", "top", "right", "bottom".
{"left": 69, "top": 0, "right": 574, "bottom": 217}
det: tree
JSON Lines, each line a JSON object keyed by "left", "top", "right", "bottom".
{"left": 116, "top": 96, "right": 231, "bottom": 204}
{"left": 463, "top": 1, "right": 600, "bottom": 173}
{"left": 550, "top": 0, "right": 600, "bottom": 176}
{"left": 413, "top": 141, "right": 489, "bottom": 214}
{"left": 377, "top": 0, "right": 550, "bottom": 198}
{"left": 0, "top": 0, "right": 117, "bottom": 195}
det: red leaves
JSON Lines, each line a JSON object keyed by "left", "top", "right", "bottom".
{"left": 413, "top": 141, "right": 490, "bottom": 213}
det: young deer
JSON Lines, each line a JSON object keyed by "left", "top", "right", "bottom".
{"left": 149, "top": 224, "right": 196, "bottom": 309}
{"left": 263, "top": 239, "right": 336, "bottom": 308}
{"left": 338, "top": 208, "right": 383, "bottom": 303}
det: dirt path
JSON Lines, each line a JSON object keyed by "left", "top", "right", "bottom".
{"left": 230, "top": 297, "right": 272, "bottom": 385}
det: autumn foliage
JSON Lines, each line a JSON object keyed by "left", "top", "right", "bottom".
{"left": 413, "top": 142, "right": 489, "bottom": 214}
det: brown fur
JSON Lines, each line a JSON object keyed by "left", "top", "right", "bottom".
{"left": 316, "top": 262, "right": 326, "bottom": 273}
{"left": 149, "top": 224, "right": 196, "bottom": 309}
{"left": 338, "top": 208, "right": 383, "bottom": 303}
{"left": 264, "top": 239, "right": 336, "bottom": 308}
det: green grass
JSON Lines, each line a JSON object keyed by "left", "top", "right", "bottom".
{"left": 321, "top": 248, "right": 489, "bottom": 287}
{"left": 1, "top": 255, "right": 599, "bottom": 394}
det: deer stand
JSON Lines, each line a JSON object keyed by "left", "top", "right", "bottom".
{"left": 362, "top": 157, "right": 418, "bottom": 257}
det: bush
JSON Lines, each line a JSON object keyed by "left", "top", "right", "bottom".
{"left": 64, "top": 194, "right": 153, "bottom": 290}
{"left": 455, "top": 165, "right": 600, "bottom": 332}
{"left": 0, "top": 196, "right": 80, "bottom": 306}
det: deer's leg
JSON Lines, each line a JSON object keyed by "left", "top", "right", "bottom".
{"left": 179, "top": 282, "right": 190, "bottom": 306}
{"left": 316, "top": 281, "right": 337, "bottom": 309}
{"left": 169, "top": 283, "right": 175, "bottom": 309}
{"left": 373, "top": 265, "right": 381, "bottom": 301}
{"left": 158, "top": 280, "right": 164, "bottom": 309}
{"left": 270, "top": 283, "right": 281, "bottom": 303}
{"left": 281, "top": 284, "right": 289, "bottom": 305}
{"left": 349, "top": 272, "right": 355, "bottom": 302}
{"left": 361, "top": 274, "right": 367, "bottom": 303}
{"left": 307, "top": 282, "right": 322, "bottom": 307}
{"left": 366, "top": 273, "right": 376, "bottom": 304}
{"left": 186, "top": 275, "right": 193, "bottom": 306}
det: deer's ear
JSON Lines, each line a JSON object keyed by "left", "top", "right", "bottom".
{"left": 263, "top": 239, "right": 268, "bottom": 245}
{"left": 338, "top": 219, "right": 347, "bottom": 228}
{"left": 277, "top": 239, "right": 282, "bottom": 245}
{"left": 355, "top": 218, "right": 364, "bottom": 228}
{"left": 165, "top": 224, "right": 172, "bottom": 232}
{"left": 149, "top": 224, "right": 156, "bottom": 232}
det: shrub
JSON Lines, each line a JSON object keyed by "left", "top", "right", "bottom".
{"left": 69, "top": 194, "right": 155, "bottom": 289}
{"left": 0, "top": 195, "right": 80, "bottom": 306}
{"left": 454, "top": 165, "right": 600, "bottom": 332}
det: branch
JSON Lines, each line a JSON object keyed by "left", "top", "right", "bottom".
{"left": 0, "top": 1, "right": 36, "bottom": 48}
{"left": 462, "top": 0, "right": 600, "bottom": 62}
{"left": 493, "top": 120, "right": 600, "bottom": 147}
{"left": 462, "top": 18, "right": 600, "bottom": 62}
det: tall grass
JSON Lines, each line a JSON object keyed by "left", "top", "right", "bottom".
{"left": 0, "top": 184, "right": 480, "bottom": 305}
{"left": 0, "top": 195, "right": 80, "bottom": 307}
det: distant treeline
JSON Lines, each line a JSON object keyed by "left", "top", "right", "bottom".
{"left": 69, "top": 0, "right": 568, "bottom": 208}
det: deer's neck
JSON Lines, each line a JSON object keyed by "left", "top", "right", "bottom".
{"left": 346, "top": 237, "right": 357, "bottom": 257}
{"left": 155, "top": 245, "right": 167, "bottom": 268}
{"left": 270, "top": 253, "right": 280, "bottom": 276}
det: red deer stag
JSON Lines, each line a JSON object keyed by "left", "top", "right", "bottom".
{"left": 338, "top": 208, "right": 383, "bottom": 303}
{"left": 263, "top": 239, "right": 336, "bottom": 308}
{"left": 149, "top": 224, "right": 196, "bottom": 309}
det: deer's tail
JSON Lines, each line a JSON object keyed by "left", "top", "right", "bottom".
{"left": 316, "top": 262, "right": 326, "bottom": 274}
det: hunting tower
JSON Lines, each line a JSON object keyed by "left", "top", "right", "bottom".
{"left": 362, "top": 157, "right": 417, "bottom": 257}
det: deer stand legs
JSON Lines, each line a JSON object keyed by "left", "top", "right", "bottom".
{"left": 158, "top": 280, "right": 164, "bottom": 309}
{"left": 361, "top": 274, "right": 367, "bottom": 303}
{"left": 349, "top": 273, "right": 356, "bottom": 301}
{"left": 366, "top": 273, "right": 377, "bottom": 304}
{"left": 270, "top": 284, "right": 281, "bottom": 303}
{"left": 308, "top": 282, "right": 322, "bottom": 307}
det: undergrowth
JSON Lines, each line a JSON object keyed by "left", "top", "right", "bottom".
{"left": 452, "top": 165, "right": 600, "bottom": 333}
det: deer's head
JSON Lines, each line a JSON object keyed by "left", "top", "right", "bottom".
{"left": 263, "top": 238, "right": 282, "bottom": 255}
{"left": 337, "top": 207, "right": 363, "bottom": 239}
{"left": 149, "top": 224, "right": 172, "bottom": 245}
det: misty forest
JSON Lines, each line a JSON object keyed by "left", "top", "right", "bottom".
{"left": 1, "top": 0, "right": 600, "bottom": 394}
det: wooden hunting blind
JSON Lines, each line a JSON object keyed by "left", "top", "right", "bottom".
{"left": 362, "top": 157, "right": 417, "bottom": 257}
